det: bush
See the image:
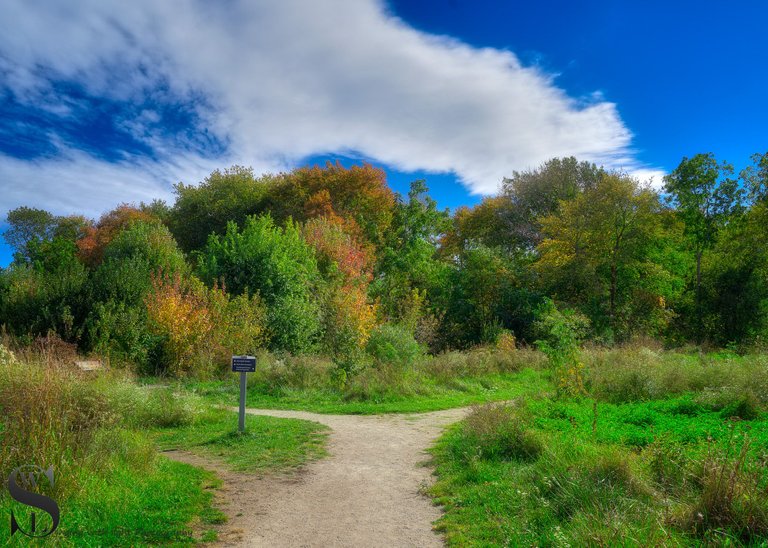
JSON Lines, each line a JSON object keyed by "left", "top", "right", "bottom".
{"left": 83, "top": 221, "right": 189, "bottom": 371}
{"left": 145, "top": 274, "right": 268, "bottom": 377}
{"left": 534, "top": 299, "right": 590, "bottom": 397}
{"left": 365, "top": 323, "right": 424, "bottom": 369}
{"left": 0, "top": 239, "right": 88, "bottom": 340}
{"left": 85, "top": 299, "right": 161, "bottom": 370}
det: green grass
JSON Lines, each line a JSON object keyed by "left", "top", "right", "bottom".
{"left": 0, "top": 348, "right": 330, "bottom": 546}
{"left": 186, "top": 368, "right": 549, "bottom": 414}
{"left": 0, "top": 443, "right": 224, "bottom": 547}
{"left": 153, "top": 407, "right": 329, "bottom": 473}
{"left": 429, "top": 391, "right": 768, "bottom": 546}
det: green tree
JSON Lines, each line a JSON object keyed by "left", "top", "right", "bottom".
{"left": 372, "top": 181, "right": 451, "bottom": 332}
{"left": 440, "top": 245, "right": 540, "bottom": 347}
{"left": 4, "top": 207, "right": 57, "bottom": 262}
{"left": 663, "top": 153, "right": 743, "bottom": 340}
{"left": 741, "top": 151, "right": 768, "bottom": 204}
{"left": 702, "top": 200, "right": 768, "bottom": 346}
{"left": 3, "top": 208, "right": 91, "bottom": 263}
{"left": 440, "top": 196, "right": 509, "bottom": 255}
{"left": 85, "top": 221, "right": 187, "bottom": 368}
{"left": 168, "top": 166, "right": 274, "bottom": 252}
{"left": 536, "top": 173, "right": 667, "bottom": 340}
{"left": 0, "top": 237, "right": 88, "bottom": 341}
{"left": 198, "top": 214, "right": 323, "bottom": 354}
{"left": 501, "top": 157, "right": 604, "bottom": 249}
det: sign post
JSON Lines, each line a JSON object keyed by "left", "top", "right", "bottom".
{"left": 232, "top": 355, "right": 256, "bottom": 432}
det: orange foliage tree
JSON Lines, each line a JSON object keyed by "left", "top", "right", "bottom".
{"left": 145, "top": 273, "right": 267, "bottom": 376}
{"left": 271, "top": 162, "right": 396, "bottom": 248}
{"left": 77, "top": 205, "right": 158, "bottom": 266}
{"left": 302, "top": 216, "right": 378, "bottom": 365}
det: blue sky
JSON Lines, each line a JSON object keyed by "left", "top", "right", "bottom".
{"left": 1, "top": 0, "right": 767, "bottom": 267}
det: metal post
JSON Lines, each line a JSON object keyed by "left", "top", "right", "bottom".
{"left": 239, "top": 371, "right": 247, "bottom": 432}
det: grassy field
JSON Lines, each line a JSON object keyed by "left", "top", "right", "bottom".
{"left": 429, "top": 350, "right": 768, "bottom": 546}
{"left": 181, "top": 347, "right": 550, "bottom": 414}
{"left": 4, "top": 339, "right": 768, "bottom": 546}
{"left": 0, "top": 345, "right": 330, "bottom": 546}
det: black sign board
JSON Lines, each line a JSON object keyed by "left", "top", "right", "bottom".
{"left": 232, "top": 355, "right": 256, "bottom": 373}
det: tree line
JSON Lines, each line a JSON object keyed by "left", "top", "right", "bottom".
{"left": 1, "top": 153, "right": 766, "bottom": 375}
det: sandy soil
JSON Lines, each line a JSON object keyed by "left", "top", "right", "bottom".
{"left": 166, "top": 406, "right": 470, "bottom": 547}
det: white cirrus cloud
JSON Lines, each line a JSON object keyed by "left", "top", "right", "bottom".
{"left": 0, "top": 0, "right": 663, "bottom": 215}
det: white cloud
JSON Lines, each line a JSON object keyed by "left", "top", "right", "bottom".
{"left": 627, "top": 168, "right": 668, "bottom": 191}
{"left": 0, "top": 0, "right": 663, "bottom": 214}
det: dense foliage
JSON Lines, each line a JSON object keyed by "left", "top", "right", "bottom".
{"left": 2, "top": 154, "right": 767, "bottom": 376}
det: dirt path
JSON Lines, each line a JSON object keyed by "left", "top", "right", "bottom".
{"left": 168, "top": 406, "right": 471, "bottom": 547}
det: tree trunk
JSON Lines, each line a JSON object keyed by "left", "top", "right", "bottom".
{"left": 610, "top": 260, "right": 617, "bottom": 327}
{"left": 696, "top": 250, "right": 702, "bottom": 343}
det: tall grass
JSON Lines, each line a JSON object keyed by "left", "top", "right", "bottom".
{"left": 430, "top": 345, "right": 768, "bottom": 546}
{"left": 240, "top": 346, "right": 546, "bottom": 400}
{"left": 0, "top": 342, "right": 223, "bottom": 545}
{"left": 0, "top": 343, "right": 200, "bottom": 499}
{"left": 583, "top": 347, "right": 768, "bottom": 410}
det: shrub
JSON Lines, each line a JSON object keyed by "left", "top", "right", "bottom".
{"left": 534, "top": 299, "right": 590, "bottom": 397}
{"left": 0, "top": 239, "right": 87, "bottom": 340}
{"left": 495, "top": 331, "right": 517, "bottom": 353}
{"left": 719, "top": 390, "right": 762, "bottom": 420}
{"left": 146, "top": 274, "right": 268, "bottom": 377}
{"left": 85, "top": 299, "right": 161, "bottom": 370}
{"left": 365, "top": 323, "right": 424, "bottom": 369}
{"left": 83, "top": 221, "right": 188, "bottom": 370}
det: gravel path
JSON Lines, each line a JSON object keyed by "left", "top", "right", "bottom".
{"left": 168, "top": 406, "right": 470, "bottom": 547}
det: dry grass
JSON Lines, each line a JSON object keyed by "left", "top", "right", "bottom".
{"left": 583, "top": 347, "right": 768, "bottom": 409}
{"left": 0, "top": 342, "right": 201, "bottom": 499}
{"left": 680, "top": 433, "right": 768, "bottom": 543}
{"left": 458, "top": 403, "right": 542, "bottom": 462}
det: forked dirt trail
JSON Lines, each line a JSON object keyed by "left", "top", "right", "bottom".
{"left": 172, "top": 406, "right": 470, "bottom": 547}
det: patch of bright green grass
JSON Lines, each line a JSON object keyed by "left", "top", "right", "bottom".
{"left": 429, "top": 393, "right": 768, "bottom": 546}
{"left": 0, "top": 451, "right": 223, "bottom": 547}
{"left": 186, "top": 368, "right": 549, "bottom": 414}
{"left": 153, "top": 408, "right": 329, "bottom": 473}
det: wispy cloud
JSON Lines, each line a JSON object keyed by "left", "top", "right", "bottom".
{"left": 0, "top": 0, "right": 663, "bottom": 215}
